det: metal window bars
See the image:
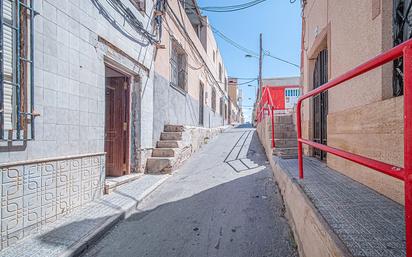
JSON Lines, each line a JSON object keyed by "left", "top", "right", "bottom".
{"left": 0, "top": 0, "right": 36, "bottom": 141}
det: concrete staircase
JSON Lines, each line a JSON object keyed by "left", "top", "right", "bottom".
{"left": 146, "top": 125, "right": 190, "bottom": 173}
{"left": 271, "top": 114, "right": 298, "bottom": 159}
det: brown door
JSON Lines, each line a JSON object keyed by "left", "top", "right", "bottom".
{"left": 105, "top": 77, "right": 130, "bottom": 177}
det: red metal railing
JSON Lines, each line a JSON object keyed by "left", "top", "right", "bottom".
{"left": 256, "top": 87, "right": 276, "bottom": 148}
{"left": 296, "top": 38, "right": 412, "bottom": 256}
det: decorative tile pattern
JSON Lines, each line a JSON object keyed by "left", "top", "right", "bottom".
{"left": 0, "top": 154, "right": 105, "bottom": 250}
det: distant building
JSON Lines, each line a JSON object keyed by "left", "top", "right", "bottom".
{"left": 228, "top": 78, "right": 243, "bottom": 124}
{"left": 262, "top": 77, "right": 301, "bottom": 112}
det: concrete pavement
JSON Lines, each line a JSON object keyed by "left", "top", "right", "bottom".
{"left": 83, "top": 126, "right": 298, "bottom": 257}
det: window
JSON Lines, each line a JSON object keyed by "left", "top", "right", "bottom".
{"left": 219, "top": 63, "right": 222, "bottom": 82}
{"left": 170, "top": 39, "right": 187, "bottom": 91}
{"left": 219, "top": 97, "right": 224, "bottom": 116}
{"left": 1, "top": 0, "right": 35, "bottom": 141}
{"left": 393, "top": 0, "right": 412, "bottom": 96}
{"left": 224, "top": 77, "right": 227, "bottom": 92}
{"left": 130, "top": 0, "right": 145, "bottom": 13}
{"left": 211, "top": 88, "right": 216, "bottom": 112}
{"left": 213, "top": 50, "right": 215, "bottom": 62}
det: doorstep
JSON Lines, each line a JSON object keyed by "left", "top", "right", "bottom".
{"left": 104, "top": 173, "right": 143, "bottom": 194}
{"left": 269, "top": 156, "right": 405, "bottom": 257}
{"left": 0, "top": 174, "right": 170, "bottom": 257}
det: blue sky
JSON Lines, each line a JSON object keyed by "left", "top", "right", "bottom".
{"left": 196, "top": 0, "right": 302, "bottom": 122}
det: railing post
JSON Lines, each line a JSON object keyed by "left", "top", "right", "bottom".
{"left": 271, "top": 106, "right": 275, "bottom": 148}
{"left": 296, "top": 100, "right": 303, "bottom": 179}
{"left": 404, "top": 45, "right": 412, "bottom": 257}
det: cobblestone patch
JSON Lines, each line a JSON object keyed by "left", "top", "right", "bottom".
{"left": 0, "top": 174, "right": 169, "bottom": 257}
{"left": 278, "top": 157, "right": 405, "bottom": 257}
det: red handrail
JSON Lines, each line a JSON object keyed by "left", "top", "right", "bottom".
{"left": 256, "top": 87, "right": 276, "bottom": 148}
{"left": 296, "top": 38, "right": 412, "bottom": 256}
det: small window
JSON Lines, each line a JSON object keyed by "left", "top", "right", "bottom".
{"left": 130, "top": 0, "right": 145, "bottom": 13}
{"left": 1, "top": 0, "right": 35, "bottom": 141}
{"left": 170, "top": 39, "right": 187, "bottom": 92}
{"left": 219, "top": 97, "right": 223, "bottom": 115}
{"left": 211, "top": 88, "right": 216, "bottom": 112}
{"left": 219, "top": 63, "right": 222, "bottom": 82}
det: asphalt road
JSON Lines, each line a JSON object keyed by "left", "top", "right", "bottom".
{"left": 82, "top": 125, "right": 298, "bottom": 257}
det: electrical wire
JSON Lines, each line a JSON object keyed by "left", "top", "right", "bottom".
{"left": 182, "top": 0, "right": 268, "bottom": 13}
{"left": 212, "top": 24, "right": 300, "bottom": 68}
{"left": 165, "top": 1, "right": 228, "bottom": 97}
{"left": 184, "top": 5, "right": 300, "bottom": 68}
{"left": 236, "top": 78, "right": 258, "bottom": 85}
{"left": 91, "top": 0, "right": 161, "bottom": 46}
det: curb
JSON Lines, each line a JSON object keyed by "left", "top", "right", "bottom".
{"left": 61, "top": 175, "right": 170, "bottom": 257}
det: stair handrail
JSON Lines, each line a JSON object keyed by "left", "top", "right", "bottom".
{"left": 296, "top": 38, "right": 412, "bottom": 256}
{"left": 256, "top": 87, "right": 276, "bottom": 148}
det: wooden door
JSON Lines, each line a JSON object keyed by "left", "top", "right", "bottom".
{"left": 313, "top": 49, "right": 328, "bottom": 160}
{"left": 105, "top": 77, "right": 129, "bottom": 177}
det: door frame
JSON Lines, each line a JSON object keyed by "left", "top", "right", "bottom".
{"left": 104, "top": 62, "right": 135, "bottom": 176}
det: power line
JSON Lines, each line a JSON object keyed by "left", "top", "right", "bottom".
{"left": 182, "top": 0, "right": 268, "bottom": 13}
{"left": 200, "top": 0, "right": 268, "bottom": 12}
{"left": 182, "top": 1, "right": 300, "bottom": 68}
{"left": 213, "top": 26, "right": 300, "bottom": 68}
{"left": 237, "top": 78, "right": 258, "bottom": 85}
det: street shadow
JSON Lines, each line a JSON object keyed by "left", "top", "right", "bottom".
{"left": 33, "top": 132, "right": 297, "bottom": 257}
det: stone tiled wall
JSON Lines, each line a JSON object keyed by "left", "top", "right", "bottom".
{"left": 0, "top": 154, "right": 105, "bottom": 250}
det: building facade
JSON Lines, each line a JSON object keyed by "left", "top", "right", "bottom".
{"left": 0, "top": 0, "right": 239, "bottom": 249}
{"left": 300, "top": 0, "right": 405, "bottom": 203}
{"left": 0, "top": 0, "right": 161, "bottom": 249}
{"left": 152, "top": 0, "right": 231, "bottom": 145}
{"left": 262, "top": 77, "right": 300, "bottom": 112}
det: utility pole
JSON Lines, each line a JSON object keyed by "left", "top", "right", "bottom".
{"left": 258, "top": 33, "right": 263, "bottom": 99}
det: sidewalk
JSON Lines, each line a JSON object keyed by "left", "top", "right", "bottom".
{"left": 0, "top": 174, "right": 169, "bottom": 257}
{"left": 273, "top": 156, "right": 405, "bottom": 257}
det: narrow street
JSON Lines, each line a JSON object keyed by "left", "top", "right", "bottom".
{"left": 83, "top": 125, "right": 297, "bottom": 257}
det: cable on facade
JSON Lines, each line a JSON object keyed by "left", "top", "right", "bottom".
{"left": 91, "top": 0, "right": 162, "bottom": 46}
{"left": 165, "top": 1, "right": 228, "bottom": 98}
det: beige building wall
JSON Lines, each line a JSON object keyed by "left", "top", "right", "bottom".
{"left": 301, "top": 0, "right": 404, "bottom": 203}
{"left": 154, "top": 0, "right": 229, "bottom": 122}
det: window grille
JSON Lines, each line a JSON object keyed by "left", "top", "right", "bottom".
{"left": 170, "top": 39, "right": 187, "bottom": 91}
{"left": 211, "top": 88, "right": 216, "bottom": 112}
{"left": 393, "top": 0, "right": 412, "bottom": 97}
{"left": 1, "top": 0, "right": 36, "bottom": 142}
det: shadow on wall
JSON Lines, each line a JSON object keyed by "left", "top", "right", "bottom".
{"left": 35, "top": 131, "right": 297, "bottom": 257}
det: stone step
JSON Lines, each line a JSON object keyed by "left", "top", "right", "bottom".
{"left": 157, "top": 140, "right": 181, "bottom": 148}
{"left": 164, "top": 124, "right": 185, "bottom": 132}
{"left": 152, "top": 148, "right": 178, "bottom": 157}
{"left": 273, "top": 123, "right": 296, "bottom": 131}
{"left": 273, "top": 139, "right": 298, "bottom": 148}
{"left": 273, "top": 147, "right": 298, "bottom": 158}
{"left": 160, "top": 132, "right": 183, "bottom": 141}
{"left": 273, "top": 130, "right": 297, "bottom": 139}
{"left": 274, "top": 115, "right": 294, "bottom": 124}
{"left": 146, "top": 157, "right": 175, "bottom": 173}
